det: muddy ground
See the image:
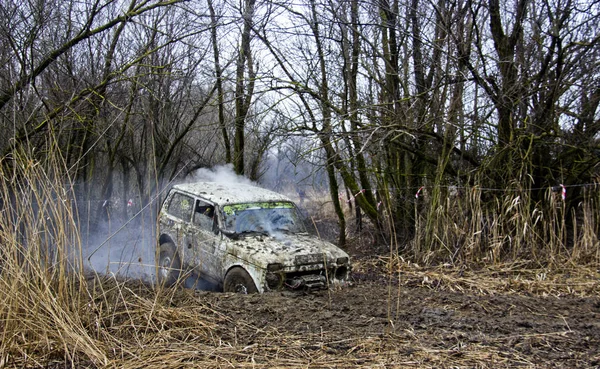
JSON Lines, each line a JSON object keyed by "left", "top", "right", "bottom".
{"left": 78, "top": 216, "right": 600, "bottom": 368}
{"left": 165, "top": 257, "right": 600, "bottom": 369}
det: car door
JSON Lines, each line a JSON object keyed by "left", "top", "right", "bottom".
{"left": 164, "top": 191, "right": 194, "bottom": 259}
{"left": 190, "top": 198, "right": 222, "bottom": 283}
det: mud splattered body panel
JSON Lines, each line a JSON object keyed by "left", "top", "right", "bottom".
{"left": 158, "top": 182, "right": 351, "bottom": 292}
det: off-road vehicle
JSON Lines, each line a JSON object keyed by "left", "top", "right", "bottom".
{"left": 157, "top": 182, "right": 351, "bottom": 293}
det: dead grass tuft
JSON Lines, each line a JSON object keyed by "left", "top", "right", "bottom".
{"left": 353, "top": 255, "right": 600, "bottom": 298}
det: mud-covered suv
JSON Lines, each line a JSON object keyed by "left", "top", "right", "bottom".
{"left": 157, "top": 182, "right": 351, "bottom": 293}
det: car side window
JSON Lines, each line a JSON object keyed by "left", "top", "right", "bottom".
{"left": 193, "top": 199, "right": 215, "bottom": 231}
{"left": 167, "top": 193, "right": 194, "bottom": 222}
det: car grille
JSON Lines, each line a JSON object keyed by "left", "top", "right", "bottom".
{"left": 294, "top": 253, "right": 326, "bottom": 265}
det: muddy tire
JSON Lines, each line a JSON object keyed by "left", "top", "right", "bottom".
{"left": 223, "top": 267, "right": 258, "bottom": 294}
{"left": 157, "top": 242, "right": 182, "bottom": 287}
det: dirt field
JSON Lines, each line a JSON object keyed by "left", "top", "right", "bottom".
{"left": 133, "top": 256, "right": 598, "bottom": 369}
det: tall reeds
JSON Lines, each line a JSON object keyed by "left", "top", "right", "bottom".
{"left": 0, "top": 147, "right": 110, "bottom": 366}
{"left": 411, "top": 181, "right": 600, "bottom": 268}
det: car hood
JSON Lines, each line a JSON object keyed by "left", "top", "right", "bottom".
{"left": 226, "top": 232, "right": 349, "bottom": 268}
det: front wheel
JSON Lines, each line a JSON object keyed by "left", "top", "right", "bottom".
{"left": 223, "top": 267, "right": 258, "bottom": 294}
{"left": 157, "top": 242, "right": 182, "bottom": 287}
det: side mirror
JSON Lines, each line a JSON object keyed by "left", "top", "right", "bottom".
{"left": 219, "top": 228, "right": 239, "bottom": 240}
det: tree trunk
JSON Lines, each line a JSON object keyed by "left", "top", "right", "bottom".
{"left": 233, "top": 0, "right": 256, "bottom": 176}
{"left": 208, "top": 0, "right": 231, "bottom": 164}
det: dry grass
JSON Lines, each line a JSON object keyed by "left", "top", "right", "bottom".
{"left": 1, "top": 258, "right": 598, "bottom": 368}
{"left": 354, "top": 255, "right": 600, "bottom": 298}
{"left": 411, "top": 184, "right": 600, "bottom": 267}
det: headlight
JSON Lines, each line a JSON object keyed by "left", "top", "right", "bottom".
{"left": 267, "top": 263, "right": 284, "bottom": 272}
{"left": 266, "top": 264, "right": 284, "bottom": 290}
{"left": 335, "top": 265, "right": 349, "bottom": 280}
{"left": 336, "top": 257, "right": 348, "bottom": 265}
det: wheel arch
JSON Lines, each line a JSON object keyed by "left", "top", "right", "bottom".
{"left": 158, "top": 233, "right": 174, "bottom": 246}
{"left": 223, "top": 263, "right": 264, "bottom": 293}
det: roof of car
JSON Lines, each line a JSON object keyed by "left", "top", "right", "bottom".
{"left": 171, "top": 182, "right": 294, "bottom": 205}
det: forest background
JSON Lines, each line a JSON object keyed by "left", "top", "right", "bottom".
{"left": 1, "top": 0, "right": 600, "bottom": 268}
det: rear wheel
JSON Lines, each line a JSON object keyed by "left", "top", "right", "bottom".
{"left": 157, "top": 242, "right": 181, "bottom": 287}
{"left": 223, "top": 267, "right": 258, "bottom": 294}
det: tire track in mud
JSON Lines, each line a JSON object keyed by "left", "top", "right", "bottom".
{"left": 194, "top": 275, "right": 600, "bottom": 368}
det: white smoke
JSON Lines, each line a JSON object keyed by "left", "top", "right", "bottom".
{"left": 189, "top": 164, "right": 255, "bottom": 185}
{"left": 80, "top": 206, "right": 157, "bottom": 283}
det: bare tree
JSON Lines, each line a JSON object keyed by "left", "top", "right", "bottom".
{"left": 233, "top": 0, "right": 257, "bottom": 175}
{"left": 208, "top": 0, "right": 232, "bottom": 163}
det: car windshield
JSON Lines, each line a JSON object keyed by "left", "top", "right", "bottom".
{"left": 221, "top": 201, "right": 306, "bottom": 235}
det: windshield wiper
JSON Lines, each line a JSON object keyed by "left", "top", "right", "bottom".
{"left": 238, "top": 229, "right": 270, "bottom": 237}
{"left": 220, "top": 227, "right": 271, "bottom": 239}
{"left": 272, "top": 227, "right": 294, "bottom": 234}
